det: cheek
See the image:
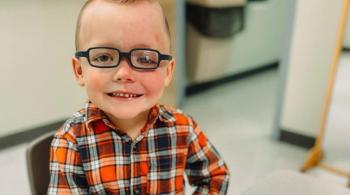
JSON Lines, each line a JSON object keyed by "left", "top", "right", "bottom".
{"left": 84, "top": 71, "right": 109, "bottom": 93}
{"left": 140, "top": 71, "right": 167, "bottom": 94}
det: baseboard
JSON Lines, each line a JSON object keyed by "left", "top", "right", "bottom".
{"left": 0, "top": 120, "right": 66, "bottom": 150}
{"left": 279, "top": 129, "right": 316, "bottom": 149}
{"left": 186, "top": 61, "right": 279, "bottom": 96}
{"left": 343, "top": 47, "right": 350, "bottom": 52}
{"left": 248, "top": 0, "right": 267, "bottom": 2}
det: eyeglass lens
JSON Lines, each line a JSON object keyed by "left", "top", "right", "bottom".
{"left": 88, "top": 48, "right": 159, "bottom": 69}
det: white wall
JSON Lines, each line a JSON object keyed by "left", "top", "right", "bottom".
{"left": 228, "top": 0, "right": 289, "bottom": 74}
{"left": 344, "top": 13, "right": 350, "bottom": 48}
{"left": 279, "top": 0, "right": 344, "bottom": 137}
{"left": 0, "top": 0, "right": 86, "bottom": 137}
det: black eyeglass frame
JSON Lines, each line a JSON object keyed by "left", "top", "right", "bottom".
{"left": 75, "top": 47, "right": 173, "bottom": 70}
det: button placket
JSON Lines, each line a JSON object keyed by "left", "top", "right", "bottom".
{"left": 130, "top": 141, "right": 136, "bottom": 195}
{"left": 133, "top": 188, "right": 141, "bottom": 195}
{"left": 130, "top": 135, "right": 144, "bottom": 195}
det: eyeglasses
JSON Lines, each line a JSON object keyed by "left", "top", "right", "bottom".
{"left": 75, "top": 47, "right": 172, "bottom": 70}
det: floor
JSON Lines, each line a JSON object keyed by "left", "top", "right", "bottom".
{"left": 0, "top": 53, "right": 349, "bottom": 194}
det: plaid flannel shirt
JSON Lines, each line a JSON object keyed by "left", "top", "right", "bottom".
{"left": 48, "top": 102, "right": 229, "bottom": 195}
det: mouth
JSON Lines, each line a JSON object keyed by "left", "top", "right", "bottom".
{"left": 107, "top": 92, "right": 143, "bottom": 99}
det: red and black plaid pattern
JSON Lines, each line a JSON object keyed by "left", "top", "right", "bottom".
{"left": 48, "top": 102, "right": 229, "bottom": 195}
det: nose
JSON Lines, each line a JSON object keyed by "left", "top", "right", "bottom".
{"left": 112, "top": 58, "right": 136, "bottom": 83}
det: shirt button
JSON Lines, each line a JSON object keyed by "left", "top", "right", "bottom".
{"left": 134, "top": 188, "right": 141, "bottom": 195}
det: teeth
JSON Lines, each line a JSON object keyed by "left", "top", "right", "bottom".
{"left": 111, "top": 93, "right": 139, "bottom": 98}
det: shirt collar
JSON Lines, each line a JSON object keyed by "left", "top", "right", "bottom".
{"left": 84, "top": 102, "right": 105, "bottom": 125}
{"left": 158, "top": 105, "right": 176, "bottom": 123}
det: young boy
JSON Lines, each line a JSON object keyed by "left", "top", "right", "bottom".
{"left": 48, "top": 0, "right": 229, "bottom": 194}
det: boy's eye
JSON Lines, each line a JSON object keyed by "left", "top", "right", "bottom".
{"left": 92, "top": 54, "right": 114, "bottom": 64}
{"left": 137, "top": 56, "right": 157, "bottom": 65}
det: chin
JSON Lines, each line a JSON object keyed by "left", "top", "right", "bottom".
{"left": 108, "top": 108, "right": 149, "bottom": 120}
{"left": 113, "top": 112, "right": 142, "bottom": 120}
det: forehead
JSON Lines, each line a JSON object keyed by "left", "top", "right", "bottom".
{"left": 79, "top": 0, "right": 169, "bottom": 51}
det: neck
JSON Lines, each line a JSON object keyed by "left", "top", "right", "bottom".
{"left": 106, "top": 110, "right": 150, "bottom": 140}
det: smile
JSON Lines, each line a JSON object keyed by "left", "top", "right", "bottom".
{"left": 107, "top": 92, "right": 143, "bottom": 99}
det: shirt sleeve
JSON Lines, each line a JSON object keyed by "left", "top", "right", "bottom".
{"left": 185, "top": 120, "right": 230, "bottom": 195}
{"left": 48, "top": 133, "right": 89, "bottom": 195}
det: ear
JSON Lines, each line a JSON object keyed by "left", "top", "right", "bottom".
{"left": 164, "top": 59, "right": 176, "bottom": 87}
{"left": 72, "top": 57, "right": 85, "bottom": 87}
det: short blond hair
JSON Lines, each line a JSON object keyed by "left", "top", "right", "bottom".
{"left": 75, "top": 0, "right": 171, "bottom": 51}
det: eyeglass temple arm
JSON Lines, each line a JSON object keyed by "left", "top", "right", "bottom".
{"left": 75, "top": 51, "right": 89, "bottom": 58}
{"left": 160, "top": 54, "right": 172, "bottom": 61}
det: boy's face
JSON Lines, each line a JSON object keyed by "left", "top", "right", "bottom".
{"left": 72, "top": 1, "right": 175, "bottom": 123}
